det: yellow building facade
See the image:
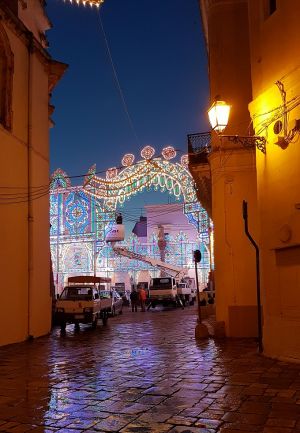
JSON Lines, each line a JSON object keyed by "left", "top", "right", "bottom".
{"left": 0, "top": 1, "right": 66, "bottom": 346}
{"left": 248, "top": 0, "right": 300, "bottom": 361}
{"left": 193, "top": 0, "right": 300, "bottom": 360}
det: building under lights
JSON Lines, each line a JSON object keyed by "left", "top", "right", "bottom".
{"left": 190, "top": 0, "right": 300, "bottom": 361}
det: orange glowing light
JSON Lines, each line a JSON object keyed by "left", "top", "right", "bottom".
{"left": 64, "top": 0, "right": 104, "bottom": 7}
{"left": 208, "top": 100, "right": 231, "bottom": 133}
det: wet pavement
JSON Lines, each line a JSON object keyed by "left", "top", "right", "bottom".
{"left": 0, "top": 306, "right": 300, "bottom": 433}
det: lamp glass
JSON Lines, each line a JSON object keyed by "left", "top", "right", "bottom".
{"left": 208, "top": 100, "right": 231, "bottom": 132}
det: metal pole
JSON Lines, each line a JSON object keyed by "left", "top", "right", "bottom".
{"left": 208, "top": 224, "right": 212, "bottom": 273}
{"left": 242, "top": 200, "right": 263, "bottom": 353}
{"left": 195, "top": 260, "right": 202, "bottom": 323}
{"left": 94, "top": 247, "right": 97, "bottom": 278}
{"left": 56, "top": 192, "right": 60, "bottom": 294}
{"left": 94, "top": 221, "right": 97, "bottom": 278}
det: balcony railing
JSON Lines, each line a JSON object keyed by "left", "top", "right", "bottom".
{"left": 188, "top": 132, "right": 211, "bottom": 164}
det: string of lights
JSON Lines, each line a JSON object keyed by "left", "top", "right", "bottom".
{"left": 62, "top": 0, "right": 105, "bottom": 8}
{"left": 97, "top": 9, "right": 140, "bottom": 146}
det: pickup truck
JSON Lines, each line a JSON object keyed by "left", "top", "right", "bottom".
{"left": 55, "top": 276, "right": 112, "bottom": 331}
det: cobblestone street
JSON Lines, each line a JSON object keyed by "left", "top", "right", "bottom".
{"left": 0, "top": 307, "right": 300, "bottom": 433}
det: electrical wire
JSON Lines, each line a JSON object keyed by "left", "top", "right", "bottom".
{"left": 1, "top": 145, "right": 207, "bottom": 204}
{"left": 0, "top": 189, "right": 50, "bottom": 205}
{"left": 0, "top": 186, "right": 50, "bottom": 201}
{"left": 0, "top": 143, "right": 206, "bottom": 199}
{"left": 0, "top": 161, "right": 138, "bottom": 200}
{"left": 97, "top": 8, "right": 140, "bottom": 146}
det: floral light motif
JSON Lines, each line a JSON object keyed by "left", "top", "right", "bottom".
{"left": 106, "top": 167, "right": 118, "bottom": 180}
{"left": 162, "top": 146, "right": 176, "bottom": 160}
{"left": 65, "top": 191, "right": 89, "bottom": 235}
{"left": 181, "top": 154, "right": 189, "bottom": 168}
{"left": 141, "top": 145, "right": 155, "bottom": 160}
{"left": 50, "top": 168, "right": 71, "bottom": 189}
{"left": 64, "top": 0, "right": 104, "bottom": 8}
{"left": 122, "top": 153, "right": 135, "bottom": 167}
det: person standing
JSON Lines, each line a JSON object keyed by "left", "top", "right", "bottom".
{"left": 139, "top": 285, "right": 147, "bottom": 312}
{"left": 130, "top": 289, "right": 138, "bottom": 312}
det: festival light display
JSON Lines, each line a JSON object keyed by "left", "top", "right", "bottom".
{"left": 141, "top": 145, "right": 155, "bottom": 160}
{"left": 181, "top": 154, "right": 189, "bottom": 168}
{"left": 51, "top": 168, "right": 71, "bottom": 188}
{"left": 83, "top": 149, "right": 199, "bottom": 209}
{"left": 50, "top": 148, "right": 212, "bottom": 291}
{"left": 122, "top": 153, "right": 135, "bottom": 167}
{"left": 162, "top": 146, "right": 176, "bottom": 160}
{"left": 63, "top": 0, "right": 105, "bottom": 7}
{"left": 106, "top": 167, "right": 118, "bottom": 180}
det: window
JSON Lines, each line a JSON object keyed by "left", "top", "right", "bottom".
{"left": 269, "top": 0, "right": 277, "bottom": 15}
{"left": 0, "top": 24, "right": 13, "bottom": 130}
{"left": 61, "top": 286, "right": 93, "bottom": 300}
{"left": 264, "top": 0, "right": 277, "bottom": 19}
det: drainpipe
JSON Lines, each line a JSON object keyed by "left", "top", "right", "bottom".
{"left": 27, "top": 32, "right": 34, "bottom": 339}
{"left": 242, "top": 200, "right": 263, "bottom": 353}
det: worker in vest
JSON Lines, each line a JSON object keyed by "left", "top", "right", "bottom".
{"left": 139, "top": 285, "right": 147, "bottom": 312}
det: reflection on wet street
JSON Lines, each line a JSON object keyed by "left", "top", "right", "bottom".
{"left": 0, "top": 307, "right": 300, "bottom": 432}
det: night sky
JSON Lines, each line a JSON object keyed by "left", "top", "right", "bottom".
{"left": 46, "top": 0, "right": 209, "bottom": 227}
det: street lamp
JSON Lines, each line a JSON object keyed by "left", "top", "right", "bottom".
{"left": 208, "top": 100, "right": 267, "bottom": 154}
{"left": 208, "top": 100, "right": 231, "bottom": 133}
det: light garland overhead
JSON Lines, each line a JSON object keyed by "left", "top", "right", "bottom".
{"left": 64, "top": 0, "right": 104, "bottom": 7}
{"left": 106, "top": 167, "right": 118, "bottom": 180}
{"left": 49, "top": 148, "right": 209, "bottom": 240}
{"left": 82, "top": 150, "right": 200, "bottom": 211}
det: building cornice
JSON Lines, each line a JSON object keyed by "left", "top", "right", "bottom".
{"left": 199, "top": 0, "right": 209, "bottom": 51}
{"left": 199, "top": 0, "right": 248, "bottom": 52}
{"left": 0, "top": 2, "right": 58, "bottom": 67}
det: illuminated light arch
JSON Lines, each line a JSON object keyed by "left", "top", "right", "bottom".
{"left": 82, "top": 149, "right": 210, "bottom": 246}
{"left": 50, "top": 148, "right": 211, "bottom": 290}
{"left": 85, "top": 153, "right": 198, "bottom": 207}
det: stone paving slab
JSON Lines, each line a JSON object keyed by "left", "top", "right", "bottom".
{"left": 0, "top": 307, "right": 299, "bottom": 432}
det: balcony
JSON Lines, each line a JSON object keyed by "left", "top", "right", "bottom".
{"left": 188, "top": 132, "right": 212, "bottom": 218}
{"left": 188, "top": 132, "right": 211, "bottom": 164}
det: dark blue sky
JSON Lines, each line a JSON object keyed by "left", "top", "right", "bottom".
{"left": 46, "top": 0, "right": 209, "bottom": 229}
